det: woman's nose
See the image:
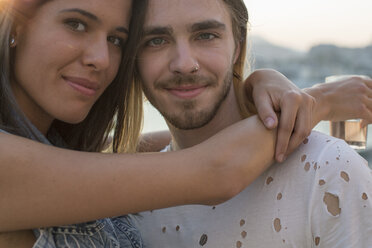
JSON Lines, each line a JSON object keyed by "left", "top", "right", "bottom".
{"left": 82, "top": 35, "right": 110, "bottom": 71}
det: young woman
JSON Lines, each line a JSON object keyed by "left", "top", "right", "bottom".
{"left": 1, "top": 0, "right": 371, "bottom": 247}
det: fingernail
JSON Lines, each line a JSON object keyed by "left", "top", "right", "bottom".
{"left": 265, "top": 117, "right": 275, "bottom": 128}
{"left": 277, "top": 154, "right": 285, "bottom": 163}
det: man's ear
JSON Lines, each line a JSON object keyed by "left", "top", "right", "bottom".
{"left": 233, "top": 41, "right": 241, "bottom": 64}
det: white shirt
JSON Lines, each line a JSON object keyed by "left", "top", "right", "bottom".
{"left": 133, "top": 131, "right": 372, "bottom": 248}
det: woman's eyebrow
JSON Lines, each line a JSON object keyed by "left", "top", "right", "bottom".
{"left": 116, "top": 27, "right": 129, "bottom": 35}
{"left": 60, "top": 8, "right": 99, "bottom": 22}
{"left": 59, "top": 8, "right": 128, "bottom": 34}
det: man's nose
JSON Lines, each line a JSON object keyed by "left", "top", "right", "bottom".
{"left": 169, "top": 42, "right": 199, "bottom": 75}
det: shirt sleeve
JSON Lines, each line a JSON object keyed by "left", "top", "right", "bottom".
{"left": 309, "top": 139, "right": 372, "bottom": 248}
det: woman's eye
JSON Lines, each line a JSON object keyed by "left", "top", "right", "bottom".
{"left": 147, "top": 38, "right": 166, "bottom": 47}
{"left": 65, "top": 19, "right": 86, "bottom": 32}
{"left": 108, "top": 36, "right": 124, "bottom": 48}
{"left": 197, "top": 33, "right": 217, "bottom": 40}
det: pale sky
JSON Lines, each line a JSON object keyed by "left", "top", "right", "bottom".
{"left": 244, "top": 0, "right": 372, "bottom": 51}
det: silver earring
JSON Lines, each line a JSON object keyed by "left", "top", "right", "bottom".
{"left": 10, "top": 36, "right": 16, "bottom": 47}
{"left": 192, "top": 63, "right": 200, "bottom": 72}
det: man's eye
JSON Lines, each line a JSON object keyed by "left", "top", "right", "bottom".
{"left": 147, "top": 38, "right": 166, "bottom": 47}
{"left": 108, "top": 36, "right": 125, "bottom": 48}
{"left": 197, "top": 33, "right": 217, "bottom": 40}
{"left": 65, "top": 19, "right": 87, "bottom": 32}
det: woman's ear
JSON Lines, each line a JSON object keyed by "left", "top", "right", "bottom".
{"left": 9, "top": 34, "right": 17, "bottom": 47}
{"left": 11, "top": 24, "right": 25, "bottom": 48}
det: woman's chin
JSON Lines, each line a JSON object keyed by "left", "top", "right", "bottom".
{"left": 55, "top": 110, "right": 90, "bottom": 124}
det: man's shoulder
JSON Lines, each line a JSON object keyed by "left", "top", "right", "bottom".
{"left": 298, "top": 130, "right": 347, "bottom": 154}
{"left": 284, "top": 130, "right": 366, "bottom": 166}
{"left": 265, "top": 131, "right": 369, "bottom": 189}
{"left": 295, "top": 133, "right": 372, "bottom": 247}
{"left": 297, "top": 131, "right": 368, "bottom": 172}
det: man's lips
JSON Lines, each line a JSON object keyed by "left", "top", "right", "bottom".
{"left": 63, "top": 76, "right": 100, "bottom": 97}
{"left": 166, "top": 85, "right": 206, "bottom": 99}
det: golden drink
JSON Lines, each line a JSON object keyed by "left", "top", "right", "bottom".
{"left": 330, "top": 120, "right": 367, "bottom": 150}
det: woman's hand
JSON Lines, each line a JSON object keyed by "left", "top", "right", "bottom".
{"left": 245, "top": 69, "right": 315, "bottom": 162}
{"left": 246, "top": 70, "right": 372, "bottom": 163}
{"left": 305, "top": 76, "right": 372, "bottom": 126}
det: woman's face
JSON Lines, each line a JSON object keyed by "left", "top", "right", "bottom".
{"left": 11, "top": 0, "right": 131, "bottom": 134}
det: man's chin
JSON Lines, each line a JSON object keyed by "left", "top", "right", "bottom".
{"left": 164, "top": 112, "right": 214, "bottom": 130}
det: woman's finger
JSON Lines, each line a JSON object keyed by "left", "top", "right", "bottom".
{"left": 286, "top": 105, "right": 312, "bottom": 156}
{"left": 275, "top": 99, "right": 299, "bottom": 162}
{"left": 253, "top": 91, "right": 278, "bottom": 129}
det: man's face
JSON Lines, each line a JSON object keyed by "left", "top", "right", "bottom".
{"left": 137, "top": 0, "right": 240, "bottom": 130}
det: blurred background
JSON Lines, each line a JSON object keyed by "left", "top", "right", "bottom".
{"left": 244, "top": 0, "right": 372, "bottom": 89}
{"left": 142, "top": 0, "right": 372, "bottom": 162}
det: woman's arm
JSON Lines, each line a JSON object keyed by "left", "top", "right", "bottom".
{"left": 0, "top": 230, "right": 35, "bottom": 248}
{"left": 305, "top": 76, "right": 372, "bottom": 125}
{"left": 0, "top": 115, "right": 275, "bottom": 231}
{"left": 246, "top": 70, "right": 372, "bottom": 161}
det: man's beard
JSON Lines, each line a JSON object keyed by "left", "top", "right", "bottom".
{"left": 143, "top": 70, "right": 233, "bottom": 130}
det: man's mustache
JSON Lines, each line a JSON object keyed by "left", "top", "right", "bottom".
{"left": 155, "top": 75, "right": 216, "bottom": 89}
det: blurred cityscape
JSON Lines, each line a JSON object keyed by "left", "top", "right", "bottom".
{"left": 249, "top": 36, "right": 372, "bottom": 88}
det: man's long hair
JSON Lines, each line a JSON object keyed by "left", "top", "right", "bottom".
{"left": 223, "top": 0, "right": 257, "bottom": 118}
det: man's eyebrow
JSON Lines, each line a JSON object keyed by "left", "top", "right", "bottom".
{"left": 59, "top": 8, "right": 128, "bottom": 34}
{"left": 189, "top": 20, "right": 226, "bottom": 32}
{"left": 143, "top": 26, "right": 173, "bottom": 36}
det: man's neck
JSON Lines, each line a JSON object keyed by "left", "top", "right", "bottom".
{"left": 168, "top": 88, "right": 242, "bottom": 150}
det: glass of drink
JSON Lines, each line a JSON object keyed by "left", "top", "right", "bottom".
{"left": 325, "top": 75, "right": 370, "bottom": 150}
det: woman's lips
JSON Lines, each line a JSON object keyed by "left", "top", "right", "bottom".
{"left": 63, "top": 76, "right": 99, "bottom": 97}
{"left": 167, "top": 85, "right": 206, "bottom": 99}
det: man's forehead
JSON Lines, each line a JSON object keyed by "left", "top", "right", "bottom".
{"left": 144, "top": 0, "right": 231, "bottom": 28}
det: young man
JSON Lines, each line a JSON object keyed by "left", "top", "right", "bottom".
{"left": 133, "top": 0, "right": 372, "bottom": 247}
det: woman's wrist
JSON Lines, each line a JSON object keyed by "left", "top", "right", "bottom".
{"left": 304, "top": 84, "right": 330, "bottom": 126}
